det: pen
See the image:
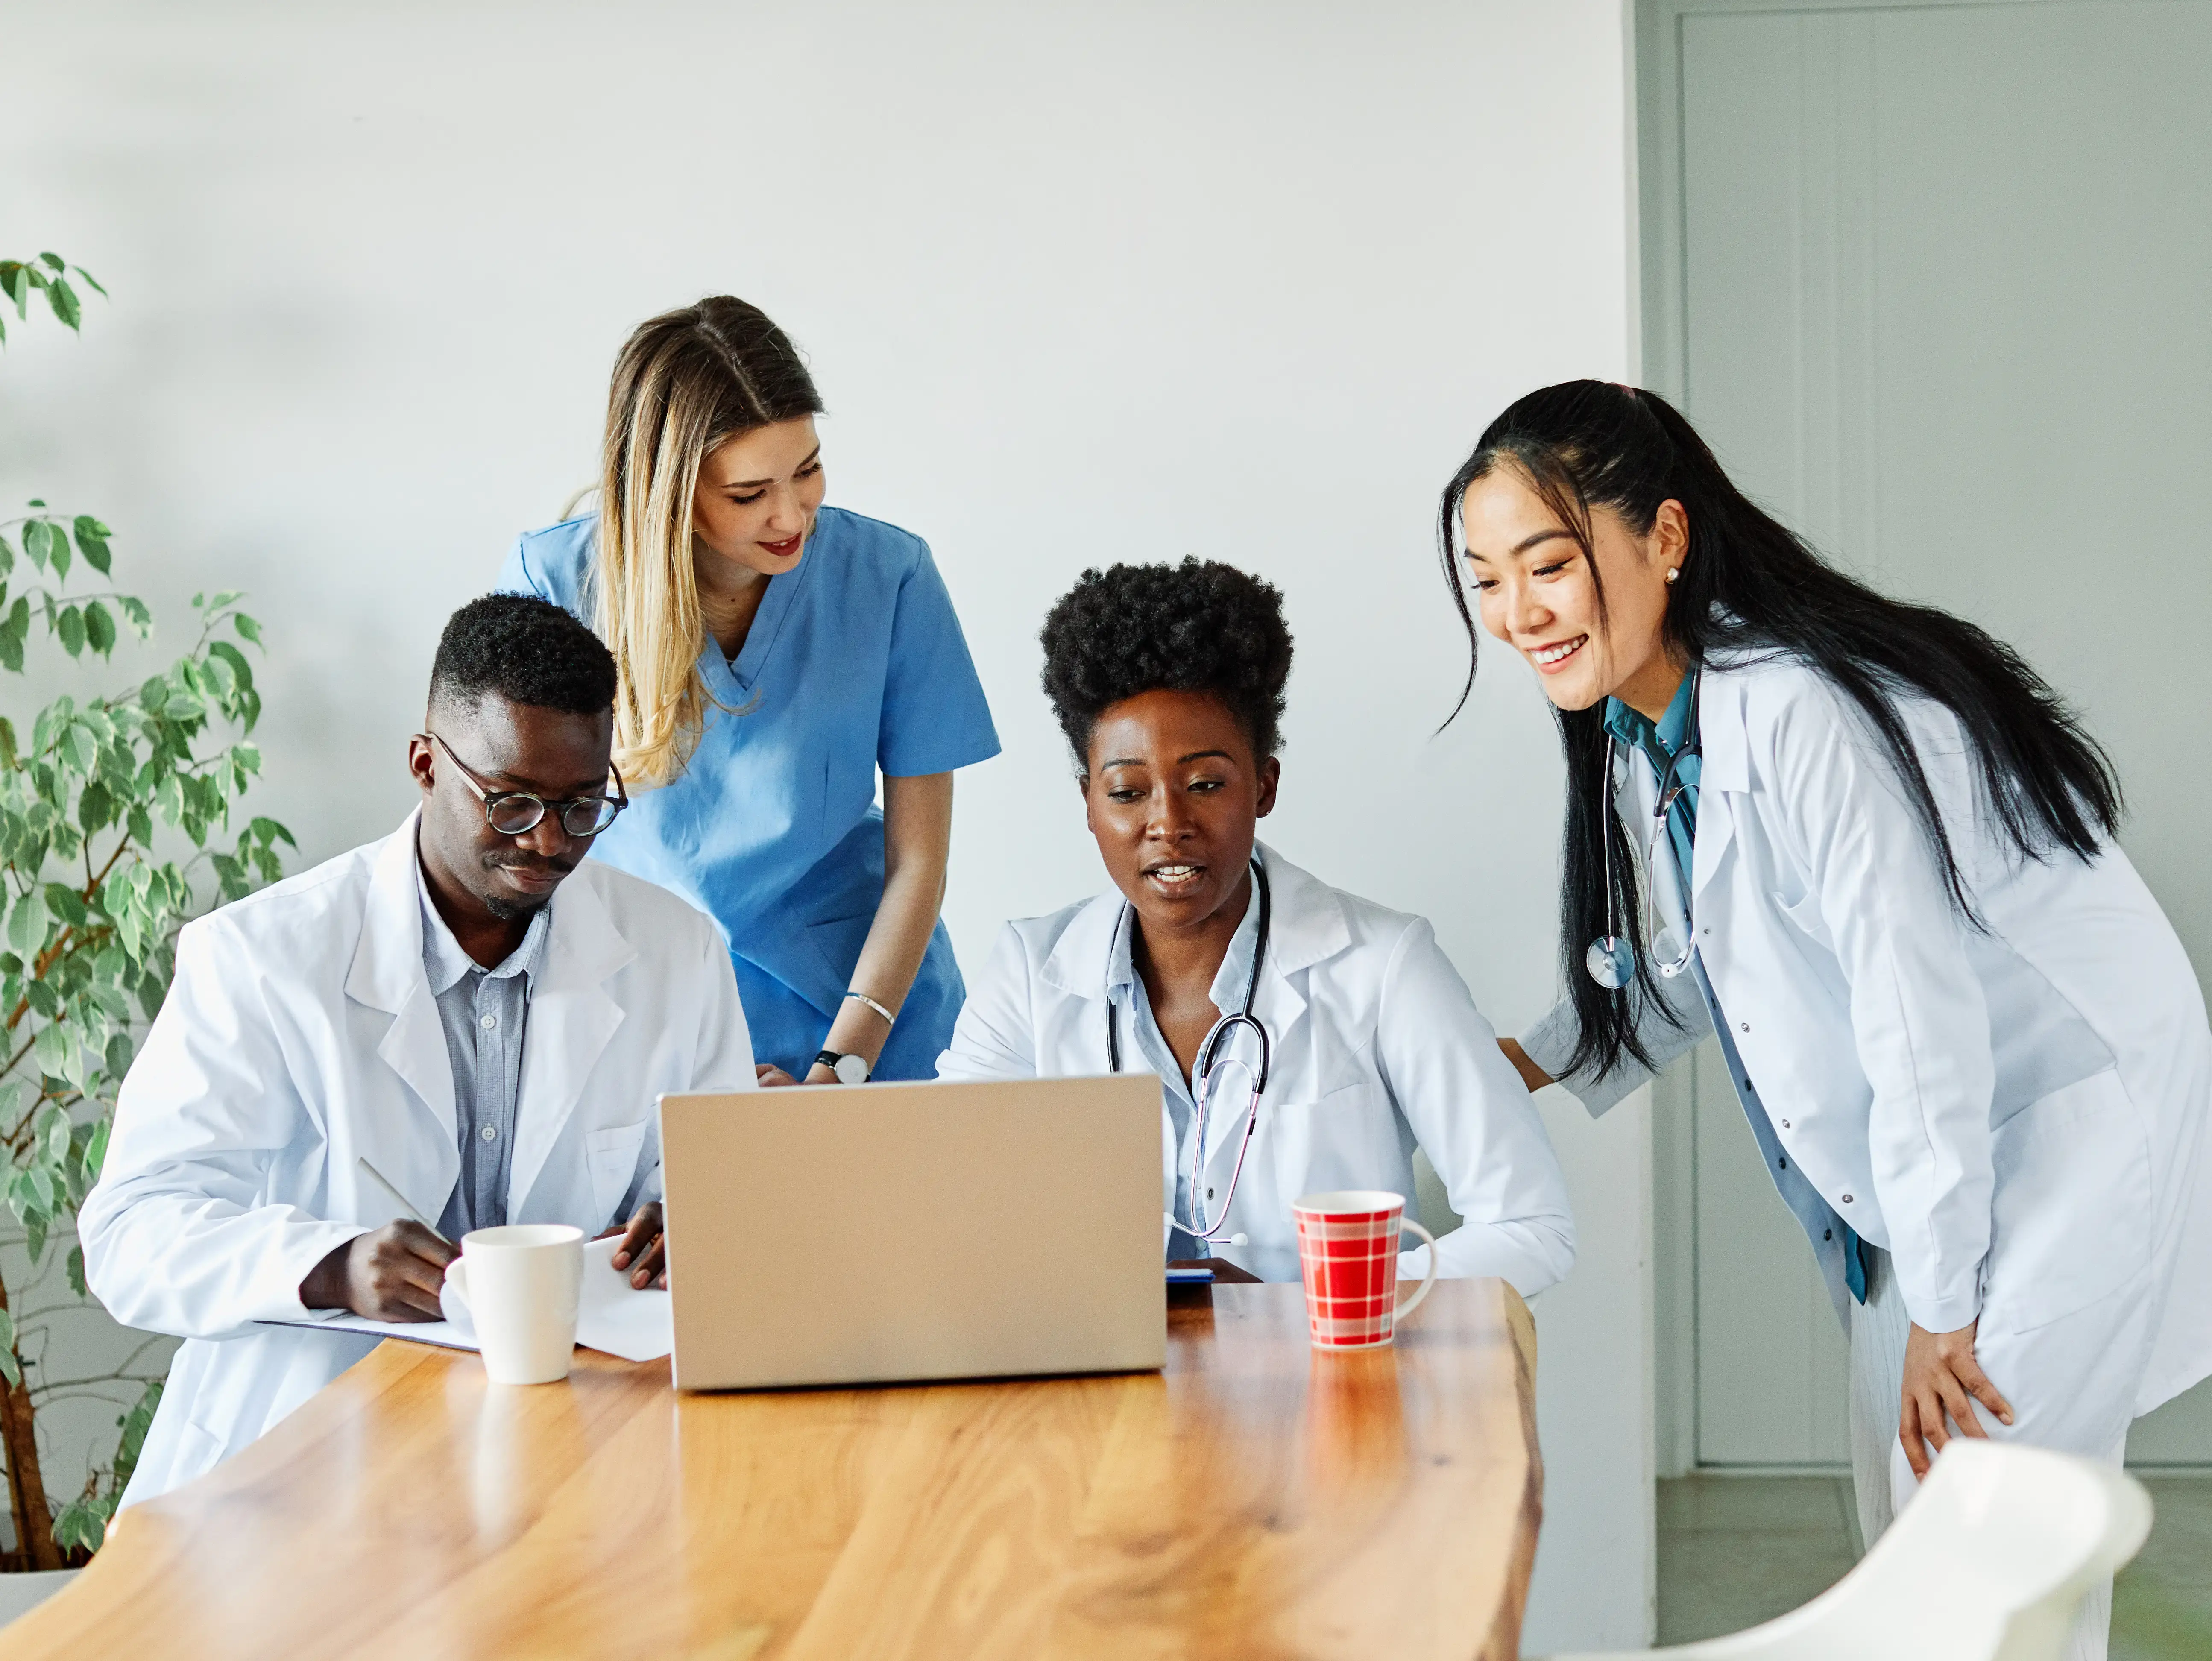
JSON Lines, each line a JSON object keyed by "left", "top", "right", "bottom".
{"left": 356, "top": 1157, "right": 454, "bottom": 1248}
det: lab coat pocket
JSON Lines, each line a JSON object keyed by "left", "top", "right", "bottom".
{"left": 1980, "top": 1069, "right": 2155, "bottom": 1336}
{"left": 1775, "top": 885, "right": 1831, "bottom": 949}
{"left": 1271, "top": 1080, "right": 1400, "bottom": 1201}
{"left": 586, "top": 1121, "right": 650, "bottom": 1227}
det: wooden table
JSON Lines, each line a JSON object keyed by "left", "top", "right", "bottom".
{"left": 0, "top": 1280, "right": 1540, "bottom": 1660}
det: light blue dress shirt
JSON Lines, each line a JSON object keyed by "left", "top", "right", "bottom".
{"left": 1107, "top": 891, "right": 1262, "bottom": 1263}
{"left": 1605, "top": 677, "right": 1869, "bottom": 1323}
{"left": 498, "top": 506, "right": 1000, "bottom": 1079}
{"left": 416, "top": 855, "right": 549, "bottom": 1239}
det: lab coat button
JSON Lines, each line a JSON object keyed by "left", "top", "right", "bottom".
{"left": 1780, "top": 1119, "right": 1791, "bottom": 1130}
{"left": 1841, "top": 1194, "right": 1853, "bottom": 1204}
{"left": 1739, "top": 1022, "right": 1750, "bottom": 1033}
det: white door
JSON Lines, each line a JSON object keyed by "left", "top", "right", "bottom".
{"left": 1642, "top": 0, "right": 2212, "bottom": 1467}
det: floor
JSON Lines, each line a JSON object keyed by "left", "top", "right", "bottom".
{"left": 1656, "top": 1472, "right": 2212, "bottom": 1657}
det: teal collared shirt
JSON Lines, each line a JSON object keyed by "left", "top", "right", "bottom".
{"left": 1604, "top": 673, "right": 1700, "bottom": 874}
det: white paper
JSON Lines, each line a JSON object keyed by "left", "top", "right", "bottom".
{"left": 257, "top": 1236, "right": 673, "bottom": 1362}
{"left": 573, "top": 1233, "right": 674, "bottom": 1362}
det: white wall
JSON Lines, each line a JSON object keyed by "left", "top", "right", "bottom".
{"left": 6, "top": 1, "right": 1647, "bottom": 1644}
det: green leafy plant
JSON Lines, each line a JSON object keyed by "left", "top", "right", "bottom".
{"left": 0, "top": 255, "right": 103, "bottom": 345}
{"left": 0, "top": 251, "right": 290, "bottom": 1564}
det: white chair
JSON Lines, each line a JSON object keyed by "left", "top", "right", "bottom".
{"left": 1546, "top": 1440, "right": 2154, "bottom": 1661}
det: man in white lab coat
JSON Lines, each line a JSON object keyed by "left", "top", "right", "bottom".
{"left": 82, "top": 595, "right": 756, "bottom": 1506}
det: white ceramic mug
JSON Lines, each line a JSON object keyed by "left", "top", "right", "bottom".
{"left": 442, "top": 1224, "right": 584, "bottom": 1385}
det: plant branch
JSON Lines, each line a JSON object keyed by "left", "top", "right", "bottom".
{"left": 2, "top": 835, "right": 133, "bottom": 1035}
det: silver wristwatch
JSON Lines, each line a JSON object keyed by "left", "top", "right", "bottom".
{"left": 814, "top": 1049, "right": 870, "bottom": 1085}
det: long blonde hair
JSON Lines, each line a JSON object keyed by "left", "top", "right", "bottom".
{"left": 594, "top": 296, "right": 823, "bottom": 785}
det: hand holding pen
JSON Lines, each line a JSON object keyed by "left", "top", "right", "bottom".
{"left": 295, "top": 1159, "right": 458, "bottom": 1322}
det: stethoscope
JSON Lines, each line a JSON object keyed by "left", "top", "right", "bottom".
{"left": 1587, "top": 669, "right": 1703, "bottom": 990}
{"left": 1106, "top": 855, "right": 1273, "bottom": 1248}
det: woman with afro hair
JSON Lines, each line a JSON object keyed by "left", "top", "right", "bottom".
{"left": 937, "top": 558, "right": 1574, "bottom": 1290}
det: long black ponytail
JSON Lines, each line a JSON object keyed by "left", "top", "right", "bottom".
{"left": 1438, "top": 380, "right": 2122, "bottom": 1081}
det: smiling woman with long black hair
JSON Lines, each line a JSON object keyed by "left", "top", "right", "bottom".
{"left": 937, "top": 558, "right": 1573, "bottom": 1293}
{"left": 1442, "top": 380, "right": 2211, "bottom": 1661}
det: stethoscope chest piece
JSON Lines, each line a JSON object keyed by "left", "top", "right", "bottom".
{"left": 1585, "top": 935, "right": 1635, "bottom": 990}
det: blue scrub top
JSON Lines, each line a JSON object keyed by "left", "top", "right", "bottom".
{"left": 497, "top": 505, "right": 1000, "bottom": 1078}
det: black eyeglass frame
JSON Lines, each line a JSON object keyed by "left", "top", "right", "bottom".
{"left": 425, "top": 732, "right": 628, "bottom": 838}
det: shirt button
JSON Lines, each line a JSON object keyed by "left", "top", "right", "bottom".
{"left": 480, "top": 1124, "right": 498, "bottom": 1142}
{"left": 480, "top": 1014, "right": 498, "bottom": 1030}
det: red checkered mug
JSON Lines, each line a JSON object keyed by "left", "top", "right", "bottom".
{"left": 1291, "top": 1190, "right": 1439, "bottom": 1350}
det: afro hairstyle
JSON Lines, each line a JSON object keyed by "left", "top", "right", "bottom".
{"left": 1038, "top": 558, "right": 1293, "bottom": 769}
{"left": 428, "top": 593, "right": 617, "bottom": 718}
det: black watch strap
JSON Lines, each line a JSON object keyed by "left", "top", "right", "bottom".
{"left": 814, "top": 1049, "right": 870, "bottom": 1084}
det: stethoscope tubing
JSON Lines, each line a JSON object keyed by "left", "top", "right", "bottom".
{"left": 1106, "top": 856, "right": 1273, "bottom": 1242}
{"left": 1594, "top": 668, "right": 1703, "bottom": 985}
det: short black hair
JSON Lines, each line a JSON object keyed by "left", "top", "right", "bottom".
{"left": 429, "top": 594, "right": 617, "bottom": 717}
{"left": 1039, "top": 558, "right": 1293, "bottom": 766}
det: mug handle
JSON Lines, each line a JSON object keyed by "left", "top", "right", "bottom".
{"left": 442, "top": 1255, "right": 469, "bottom": 1320}
{"left": 1395, "top": 1218, "right": 1439, "bottom": 1323}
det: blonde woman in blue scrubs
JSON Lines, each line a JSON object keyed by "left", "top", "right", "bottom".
{"left": 499, "top": 296, "right": 999, "bottom": 1084}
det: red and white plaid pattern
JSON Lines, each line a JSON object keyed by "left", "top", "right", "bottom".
{"left": 1294, "top": 1197, "right": 1406, "bottom": 1349}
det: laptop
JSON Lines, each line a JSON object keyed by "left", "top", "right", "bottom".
{"left": 659, "top": 1074, "right": 1166, "bottom": 1390}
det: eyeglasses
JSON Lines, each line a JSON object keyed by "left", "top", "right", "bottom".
{"left": 426, "top": 732, "right": 628, "bottom": 838}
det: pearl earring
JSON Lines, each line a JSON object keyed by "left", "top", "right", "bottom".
{"left": 1664, "top": 568, "right": 1680, "bottom": 585}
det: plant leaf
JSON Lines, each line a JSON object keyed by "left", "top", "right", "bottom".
{"left": 233, "top": 612, "right": 263, "bottom": 646}
{"left": 70, "top": 264, "right": 107, "bottom": 298}
{"left": 84, "top": 600, "right": 115, "bottom": 655}
{"left": 9, "top": 887, "right": 49, "bottom": 955}
{"left": 21, "top": 519, "right": 52, "bottom": 570}
{"left": 73, "top": 516, "right": 111, "bottom": 575}
{"left": 32, "top": 1022, "right": 70, "bottom": 1083}
{"left": 56, "top": 605, "right": 85, "bottom": 657}
{"left": 84, "top": 1117, "right": 111, "bottom": 1185}
{"left": 45, "top": 278, "right": 81, "bottom": 331}
{"left": 44, "top": 881, "right": 87, "bottom": 928}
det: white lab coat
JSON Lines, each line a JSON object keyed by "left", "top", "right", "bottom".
{"left": 81, "top": 816, "right": 756, "bottom": 1505}
{"left": 938, "top": 846, "right": 1576, "bottom": 1291}
{"left": 1522, "top": 653, "right": 2212, "bottom": 1419}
